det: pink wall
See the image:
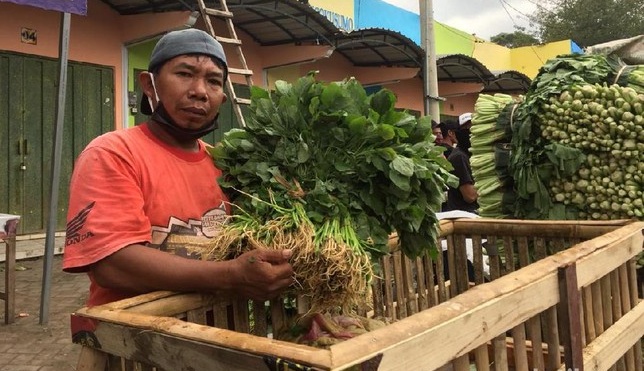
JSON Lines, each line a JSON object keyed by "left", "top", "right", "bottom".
{"left": 0, "top": 0, "right": 124, "bottom": 126}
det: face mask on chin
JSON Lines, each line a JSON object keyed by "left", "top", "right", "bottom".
{"left": 150, "top": 102, "right": 219, "bottom": 142}
{"left": 146, "top": 73, "right": 219, "bottom": 143}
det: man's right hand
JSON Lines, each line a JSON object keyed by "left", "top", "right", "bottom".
{"left": 226, "top": 248, "right": 294, "bottom": 301}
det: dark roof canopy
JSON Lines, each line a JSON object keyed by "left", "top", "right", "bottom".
{"left": 99, "top": 0, "right": 530, "bottom": 91}
{"left": 484, "top": 70, "right": 532, "bottom": 93}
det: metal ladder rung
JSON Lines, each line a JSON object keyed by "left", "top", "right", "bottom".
{"left": 204, "top": 8, "right": 233, "bottom": 18}
{"left": 215, "top": 36, "right": 242, "bottom": 45}
{"left": 228, "top": 67, "right": 253, "bottom": 76}
{"left": 234, "top": 97, "right": 251, "bottom": 105}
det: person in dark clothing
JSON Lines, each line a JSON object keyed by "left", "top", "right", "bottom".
{"left": 437, "top": 120, "right": 454, "bottom": 158}
{"left": 440, "top": 115, "right": 478, "bottom": 213}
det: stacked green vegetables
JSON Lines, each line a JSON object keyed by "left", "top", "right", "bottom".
{"left": 539, "top": 83, "right": 643, "bottom": 219}
{"left": 471, "top": 93, "right": 520, "bottom": 218}
{"left": 509, "top": 54, "right": 643, "bottom": 220}
{"left": 208, "top": 73, "right": 454, "bottom": 309}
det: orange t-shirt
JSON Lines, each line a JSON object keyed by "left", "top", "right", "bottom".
{"left": 62, "top": 123, "right": 229, "bottom": 306}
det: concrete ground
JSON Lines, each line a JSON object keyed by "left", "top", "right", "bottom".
{"left": 1, "top": 238, "right": 88, "bottom": 370}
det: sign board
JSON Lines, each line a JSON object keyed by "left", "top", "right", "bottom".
{"left": 0, "top": 0, "right": 87, "bottom": 15}
{"left": 309, "top": 0, "right": 354, "bottom": 31}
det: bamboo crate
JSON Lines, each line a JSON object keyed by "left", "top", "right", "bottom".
{"left": 72, "top": 219, "right": 644, "bottom": 371}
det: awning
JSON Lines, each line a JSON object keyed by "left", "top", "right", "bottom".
{"left": 98, "top": 0, "right": 530, "bottom": 90}
{"left": 484, "top": 70, "right": 532, "bottom": 93}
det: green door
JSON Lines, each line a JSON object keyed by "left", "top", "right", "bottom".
{"left": 202, "top": 83, "right": 250, "bottom": 145}
{"left": 0, "top": 52, "right": 114, "bottom": 235}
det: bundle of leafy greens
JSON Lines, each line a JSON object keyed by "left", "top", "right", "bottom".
{"left": 207, "top": 73, "right": 454, "bottom": 309}
{"left": 509, "top": 54, "right": 619, "bottom": 219}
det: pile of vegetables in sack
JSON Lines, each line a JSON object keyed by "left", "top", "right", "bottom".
{"left": 204, "top": 72, "right": 455, "bottom": 347}
{"left": 471, "top": 51, "right": 643, "bottom": 269}
{"left": 471, "top": 53, "right": 643, "bottom": 221}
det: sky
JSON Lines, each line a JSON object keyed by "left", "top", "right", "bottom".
{"left": 381, "top": 0, "right": 539, "bottom": 40}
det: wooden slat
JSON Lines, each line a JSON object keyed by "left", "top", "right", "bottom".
{"left": 473, "top": 344, "right": 490, "bottom": 371}
{"left": 382, "top": 255, "right": 394, "bottom": 318}
{"left": 534, "top": 236, "right": 547, "bottom": 261}
{"left": 435, "top": 242, "right": 448, "bottom": 303}
{"left": 471, "top": 234, "right": 485, "bottom": 284}
{"left": 415, "top": 258, "right": 428, "bottom": 310}
{"left": 186, "top": 308, "right": 206, "bottom": 325}
{"left": 251, "top": 300, "right": 267, "bottom": 336}
{"left": 454, "top": 234, "right": 470, "bottom": 293}
{"left": 269, "top": 297, "right": 286, "bottom": 337}
{"left": 371, "top": 274, "right": 384, "bottom": 317}
{"left": 402, "top": 256, "right": 417, "bottom": 315}
{"left": 452, "top": 218, "right": 630, "bottom": 239}
{"left": 213, "top": 303, "right": 230, "bottom": 329}
{"left": 452, "top": 355, "right": 469, "bottom": 371}
{"left": 583, "top": 285, "right": 596, "bottom": 343}
{"left": 544, "top": 306, "right": 562, "bottom": 370}
{"left": 393, "top": 251, "right": 406, "bottom": 319}
{"left": 234, "top": 97, "right": 252, "bottom": 105}
{"left": 503, "top": 235, "right": 514, "bottom": 275}
{"left": 578, "top": 285, "right": 587, "bottom": 347}
{"left": 610, "top": 270, "right": 622, "bottom": 324}
{"left": 510, "top": 324, "right": 529, "bottom": 371}
{"left": 487, "top": 235, "right": 501, "bottom": 281}
{"left": 76, "top": 346, "right": 108, "bottom": 370}
{"left": 445, "top": 234, "right": 458, "bottom": 298}
{"left": 228, "top": 67, "right": 253, "bottom": 76}
{"left": 601, "top": 275, "right": 614, "bottom": 332}
{"left": 493, "top": 335, "right": 509, "bottom": 371}
{"left": 101, "top": 291, "right": 189, "bottom": 311}
{"left": 203, "top": 7, "right": 233, "bottom": 18}
{"left": 558, "top": 263, "right": 583, "bottom": 371}
{"left": 526, "top": 314, "right": 545, "bottom": 371}
{"left": 214, "top": 35, "right": 241, "bottom": 45}
{"left": 556, "top": 300, "right": 644, "bottom": 371}
{"left": 516, "top": 236, "right": 530, "bottom": 268}
{"left": 592, "top": 280, "right": 606, "bottom": 336}
{"left": 93, "top": 320, "right": 328, "bottom": 371}
{"left": 422, "top": 252, "right": 437, "bottom": 307}
{"left": 233, "top": 298, "right": 250, "bottom": 333}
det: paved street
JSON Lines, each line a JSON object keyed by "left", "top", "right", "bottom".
{"left": 1, "top": 252, "right": 88, "bottom": 370}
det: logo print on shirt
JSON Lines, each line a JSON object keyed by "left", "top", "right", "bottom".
{"left": 201, "top": 201, "right": 228, "bottom": 237}
{"left": 65, "top": 202, "right": 95, "bottom": 246}
{"left": 149, "top": 202, "right": 228, "bottom": 245}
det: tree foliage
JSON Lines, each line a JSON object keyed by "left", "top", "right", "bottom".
{"left": 490, "top": 29, "right": 540, "bottom": 48}
{"left": 530, "top": 0, "right": 644, "bottom": 48}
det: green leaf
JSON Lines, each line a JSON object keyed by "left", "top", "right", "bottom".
{"left": 388, "top": 171, "right": 411, "bottom": 191}
{"left": 347, "top": 115, "right": 368, "bottom": 135}
{"left": 370, "top": 89, "right": 395, "bottom": 115}
{"left": 274, "top": 80, "right": 291, "bottom": 95}
{"left": 376, "top": 124, "right": 396, "bottom": 140}
{"left": 390, "top": 156, "right": 414, "bottom": 177}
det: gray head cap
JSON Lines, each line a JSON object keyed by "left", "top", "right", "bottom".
{"left": 148, "top": 28, "right": 228, "bottom": 75}
{"left": 140, "top": 28, "right": 228, "bottom": 115}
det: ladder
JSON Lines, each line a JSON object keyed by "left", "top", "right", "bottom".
{"left": 196, "top": 0, "right": 253, "bottom": 127}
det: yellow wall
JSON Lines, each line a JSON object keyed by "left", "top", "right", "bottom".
{"left": 472, "top": 42, "right": 512, "bottom": 72}
{"left": 510, "top": 40, "right": 573, "bottom": 78}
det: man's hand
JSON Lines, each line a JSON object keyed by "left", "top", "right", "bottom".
{"left": 227, "top": 248, "right": 294, "bottom": 301}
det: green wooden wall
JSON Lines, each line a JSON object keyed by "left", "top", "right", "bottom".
{"left": 0, "top": 52, "right": 114, "bottom": 234}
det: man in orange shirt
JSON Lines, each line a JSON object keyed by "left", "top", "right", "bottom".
{"left": 63, "top": 29, "right": 293, "bottom": 307}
